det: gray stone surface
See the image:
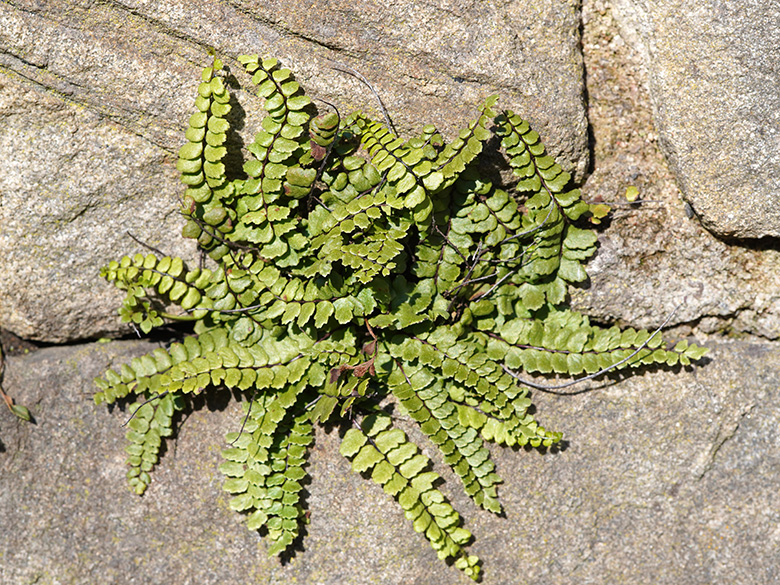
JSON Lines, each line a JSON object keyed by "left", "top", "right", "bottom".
{"left": 0, "top": 0, "right": 588, "bottom": 343}
{"left": 1, "top": 335, "right": 777, "bottom": 584}
{"left": 571, "top": 0, "right": 780, "bottom": 339}
{"left": 0, "top": 76, "right": 201, "bottom": 344}
{"left": 610, "top": 0, "right": 780, "bottom": 239}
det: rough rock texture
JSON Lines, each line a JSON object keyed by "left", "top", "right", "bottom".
{"left": 0, "top": 77, "right": 201, "bottom": 343}
{"left": 571, "top": 0, "right": 780, "bottom": 339}
{"left": 609, "top": 0, "right": 780, "bottom": 239}
{"left": 0, "top": 0, "right": 587, "bottom": 343}
{"left": 1, "top": 337, "right": 777, "bottom": 584}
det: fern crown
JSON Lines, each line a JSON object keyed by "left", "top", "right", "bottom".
{"left": 95, "top": 54, "right": 707, "bottom": 581}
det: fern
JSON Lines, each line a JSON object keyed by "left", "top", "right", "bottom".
{"left": 95, "top": 54, "right": 707, "bottom": 581}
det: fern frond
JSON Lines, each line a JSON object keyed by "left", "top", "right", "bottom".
{"left": 221, "top": 384, "right": 313, "bottom": 553}
{"left": 388, "top": 360, "right": 502, "bottom": 513}
{"left": 101, "top": 253, "right": 215, "bottom": 329}
{"left": 494, "top": 110, "right": 596, "bottom": 294}
{"left": 177, "top": 57, "right": 237, "bottom": 261}
{"left": 121, "top": 392, "right": 183, "bottom": 494}
{"left": 488, "top": 307, "right": 707, "bottom": 378}
{"left": 340, "top": 413, "right": 481, "bottom": 580}
{"left": 231, "top": 55, "right": 315, "bottom": 265}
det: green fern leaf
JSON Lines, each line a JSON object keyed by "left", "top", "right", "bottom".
{"left": 340, "top": 413, "right": 481, "bottom": 580}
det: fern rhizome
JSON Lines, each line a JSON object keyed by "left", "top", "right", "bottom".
{"left": 94, "top": 54, "right": 707, "bottom": 580}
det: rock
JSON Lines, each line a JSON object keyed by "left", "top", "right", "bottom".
{"left": 0, "top": 77, "right": 201, "bottom": 344}
{"left": 0, "top": 0, "right": 587, "bottom": 343}
{"left": 572, "top": 0, "right": 780, "bottom": 339}
{"left": 609, "top": 0, "right": 780, "bottom": 239}
{"left": 1, "top": 336, "right": 777, "bottom": 584}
